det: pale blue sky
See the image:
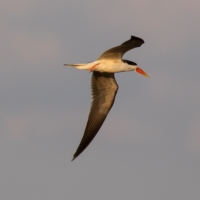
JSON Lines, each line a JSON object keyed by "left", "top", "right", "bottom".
{"left": 1, "top": 0, "right": 200, "bottom": 199}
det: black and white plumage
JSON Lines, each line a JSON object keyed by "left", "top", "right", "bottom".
{"left": 64, "top": 36, "right": 149, "bottom": 160}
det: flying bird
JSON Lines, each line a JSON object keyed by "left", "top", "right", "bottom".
{"left": 64, "top": 36, "right": 149, "bottom": 161}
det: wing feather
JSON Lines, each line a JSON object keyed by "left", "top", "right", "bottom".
{"left": 98, "top": 35, "right": 144, "bottom": 60}
{"left": 72, "top": 72, "right": 118, "bottom": 160}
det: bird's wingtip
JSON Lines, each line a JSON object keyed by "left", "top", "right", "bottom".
{"left": 71, "top": 157, "right": 75, "bottom": 161}
{"left": 131, "top": 35, "right": 145, "bottom": 43}
{"left": 71, "top": 155, "right": 77, "bottom": 161}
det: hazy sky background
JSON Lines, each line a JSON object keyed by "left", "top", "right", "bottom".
{"left": 1, "top": 0, "right": 200, "bottom": 199}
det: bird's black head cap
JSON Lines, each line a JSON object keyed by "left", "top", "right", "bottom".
{"left": 122, "top": 59, "right": 137, "bottom": 66}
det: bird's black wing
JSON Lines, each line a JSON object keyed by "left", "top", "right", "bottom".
{"left": 98, "top": 36, "right": 144, "bottom": 60}
{"left": 72, "top": 72, "right": 118, "bottom": 160}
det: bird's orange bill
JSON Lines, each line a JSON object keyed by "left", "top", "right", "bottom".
{"left": 136, "top": 67, "right": 150, "bottom": 78}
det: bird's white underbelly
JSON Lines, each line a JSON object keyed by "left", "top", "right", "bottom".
{"left": 91, "top": 60, "right": 132, "bottom": 73}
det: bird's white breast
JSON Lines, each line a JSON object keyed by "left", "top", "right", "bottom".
{"left": 93, "top": 60, "right": 134, "bottom": 73}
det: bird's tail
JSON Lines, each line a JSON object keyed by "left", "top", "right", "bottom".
{"left": 64, "top": 63, "right": 91, "bottom": 70}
